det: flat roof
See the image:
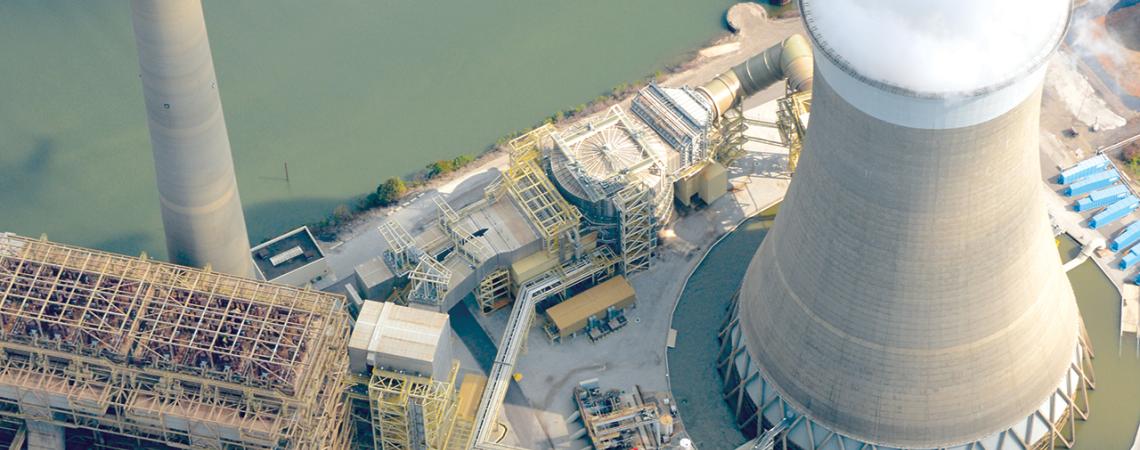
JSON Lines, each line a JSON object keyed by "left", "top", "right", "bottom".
{"left": 356, "top": 256, "right": 394, "bottom": 288}
{"left": 251, "top": 226, "right": 324, "bottom": 282}
{"left": 353, "top": 301, "right": 447, "bottom": 371}
{"left": 546, "top": 276, "right": 636, "bottom": 332}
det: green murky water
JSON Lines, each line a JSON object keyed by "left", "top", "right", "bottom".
{"left": 0, "top": 0, "right": 744, "bottom": 257}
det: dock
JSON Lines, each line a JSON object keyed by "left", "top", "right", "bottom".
{"left": 1047, "top": 154, "right": 1140, "bottom": 348}
{"left": 1125, "top": 285, "right": 1140, "bottom": 336}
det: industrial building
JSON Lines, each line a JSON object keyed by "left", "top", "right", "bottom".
{"left": 0, "top": 233, "right": 352, "bottom": 449}
{"left": 719, "top": 0, "right": 1095, "bottom": 449}
{"left": 543, "top": 276, "right": 637, "bottom": 342}
{"left": 251, "top": 227, "right": 330, "bottom": 287}
{"left": 346, "top": 301, "right": 471, "bottom": 450}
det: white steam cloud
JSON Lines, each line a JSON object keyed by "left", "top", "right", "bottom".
{"left": 807, "top": 0, "right": 1071, "bottom": 94}
{"left": 1070, "top": 0, "right": 1130, "bottom": 67}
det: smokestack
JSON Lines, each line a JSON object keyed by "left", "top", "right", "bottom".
{"left": 720, "top": 0, "right": 1093, "bottom": 448}
{"left": 130, "top": 0, "right": 254, "bottom": 277}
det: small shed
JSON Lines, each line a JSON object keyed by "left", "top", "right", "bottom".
{"left": 545, "top": 276, "right": 637, "bottom": 339}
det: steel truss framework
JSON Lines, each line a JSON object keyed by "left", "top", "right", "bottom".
{"left": 505, "top": 125, "right": 582, "bottom": 254}
{"left": 406, "top": 256, "right": 452, "bottom": 307}
{"left": 368, "top": 362, "right": 461, "bottom": 450}
{"left": 710, "top": 102, "right": 748, "bottom": 168}
{"left": 379, "top": 221, "right": 420, "bottom": 277}
{"left": 0, "top": 233, "right": 352, "bottom": 449}
{"left": 614, "top": 185, "right": 656, "bottom": 275}
{"left": 433, "top": 196, "right": 491, "bottom": 266}
{"left": 775, "top": 89, "right": 812, "bottom": 173}
{"left": 476, "top": 268, "right": 512, "bottom": 315}
{"left": 716, "top": 294, "right": 1095, "bottom": 450}
{"left": 575, "top": 386, "right": 661, "bottom": 450}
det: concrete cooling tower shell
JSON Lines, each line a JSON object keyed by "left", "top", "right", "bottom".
{"left": 722, "top": 0, "right": 1091, "bottom": 448}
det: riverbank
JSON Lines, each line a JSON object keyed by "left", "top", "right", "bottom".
{"left": 0, "top": 0, "right": 746, "bottom": 259}
{"left": 308, "top": 3, "right": 785, "bottom": 245}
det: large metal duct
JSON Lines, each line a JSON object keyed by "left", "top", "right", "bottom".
{"left": 131, "top": 0, "right": 254, "bottom": 277}
{"left": 724, "top": 0, "right": 1090, "bottom": 448}
{"left": 697, "top": 34, "right": 813, "bottom": 118}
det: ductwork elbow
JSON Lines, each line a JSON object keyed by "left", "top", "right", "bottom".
{"left": 696, "top": 34, "right": 814, "bottom": 118}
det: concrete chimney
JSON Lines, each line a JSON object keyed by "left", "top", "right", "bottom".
{"left": 130, "top": 0, "right": 254, "bottom": 277}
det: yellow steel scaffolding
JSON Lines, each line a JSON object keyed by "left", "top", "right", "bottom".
{"left": 434, "top": 196, "right": 492, "bottom": 265}
{"left": 0, "top": 233, "right": 352, "bottom": 449}
{"left": 446, "top": 374, "right": 486, "bottom": 450}
{"left": 367, "top": 362, "right": 460, "bottom": 450}
{"left": 475, "top": 268, "right": 512, "bottom": 315}
{"left": 504, "top": 125, "right": 582, "bottom": 254}
{"left": 614, "top": 185, "right": 655, "bottom": 275}
{"left": 775, "top": 90, "right": 812, "bottom": 173}
{"left": 710, "top": 102, "right": 747, "bottom": 168}
{"left": 378, "top": 221, "right": 420, "bottom": 277}
{"left": 406, "top": 255, "right": 452, "bottom": 307}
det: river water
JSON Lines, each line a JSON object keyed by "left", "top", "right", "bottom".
{"left": 0, "top": 0, "right": 742, "bottom": 258}
{"left": 669, "top": 214, "right": 1140, "bottom": 449}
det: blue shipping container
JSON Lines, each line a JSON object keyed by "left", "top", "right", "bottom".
{"left": 1075, "top": 184, "right": 1128, "bottom": 211}
{"left": 1122, "top": 249, "right": 1140, "bottom": 269}
{"left": 1111, "top": 221, "right": 1140, "bottom": 251}
{"left": 1059, "top": 155, "right": 1109, "bottom": 184}
{"left": 1066, "top": 169, "right": 1120, "bottom": 197}
{"left": 1090, "top": 195, "right": 1140, "bottom": 229}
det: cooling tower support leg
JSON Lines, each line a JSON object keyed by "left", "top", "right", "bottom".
{"left": 716, "top": 294, "right": 1096, "bottom": 449}
{"left": 130, "top": 0, "right": 254, "bottom": 277}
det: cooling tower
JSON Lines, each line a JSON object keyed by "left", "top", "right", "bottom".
{"left": 131, "top": 0, "right": 254, "bottom": 277}
{"left": 719, "top": 0, "right": 1093, "bottom": 448}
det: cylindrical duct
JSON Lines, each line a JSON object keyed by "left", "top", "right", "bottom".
{"left": 730, "top": 0, "right": 1083, "bottom": 448}
{"left": 697, "top": 34, "right": 814, "bottom": 117}
{"left": 131, "top": 0, "right": 254, "bottom": 277}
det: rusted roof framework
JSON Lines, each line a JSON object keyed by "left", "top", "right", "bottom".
{"left": 0, "top": 233, "right": 352, "bottom": 449}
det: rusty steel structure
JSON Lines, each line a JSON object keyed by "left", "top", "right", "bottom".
{"left": 0, "top": 233, "right": 352, "bottom": 449}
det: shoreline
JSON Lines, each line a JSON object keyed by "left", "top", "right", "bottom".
{"left": 308, "top": 4, "right": 789, "bottom": 245}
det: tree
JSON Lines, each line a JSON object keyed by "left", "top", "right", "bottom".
{"left": 1125, "top": 143, "right": 1140, "bottom": 175}
{"left": 333, "top": 204, "right": 351, "bottom": 223}
{"left": 426, "top": 160, "right": 455, "bottom": 177}
{"left": 376, "top": 177, "right": 407, "bottom": 206}
{"left": 452, "top": 154, "right": 474, "bottom": 168}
